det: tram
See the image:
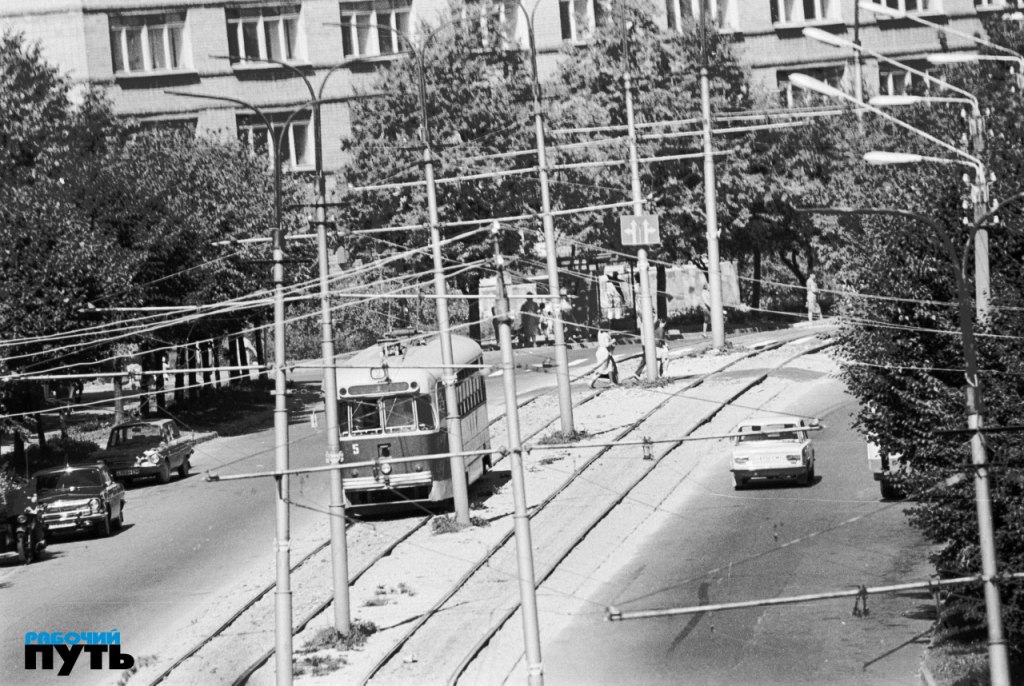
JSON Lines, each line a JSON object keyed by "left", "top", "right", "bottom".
{"left": 335, "top": 334, "right": 492, "bottom": 507}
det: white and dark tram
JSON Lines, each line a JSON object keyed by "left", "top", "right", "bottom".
{"left": 335, "top": 334, "right": 492, "bottom": 507}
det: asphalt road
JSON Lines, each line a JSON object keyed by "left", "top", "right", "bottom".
{"left": 540, "top": 372, "right": 935, "bottom": 685}
{"left": 0, "top": 325, "right": 825, "bottom": 686}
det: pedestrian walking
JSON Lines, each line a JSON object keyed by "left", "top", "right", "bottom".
{"left": 589, "top": 330, "right": 619, "bottom": 388}
{"left": 606, "top": 271, "right": 625, "bottom": 320}
{"left": 491, "top": 306, "right": 502, "bottom": 346}
{"left": 701, "top": 283, "right": 711, "bottom": 337}
{"left": 519, "top": 295, "right": 540, "bottom": 347}
{"left": 806, "top": 272, "right": 820, "bottom": 322}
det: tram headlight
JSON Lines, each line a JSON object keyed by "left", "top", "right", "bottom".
{"left": 414, "top": 463, "right": 424, "bottom": 472}
{"left": 380, "top": 463, "right": 393, "bottom": 476}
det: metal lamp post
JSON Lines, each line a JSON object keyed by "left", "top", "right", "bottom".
{"left": 166, "top": 88, "right": 305, "bottom": 686}
{"left": 515, "top": 0, "right": 576, "bottom": 429}
{"left": 699, "top": 0, "right": 726, "bottom": 350}
{"left": 798, "top": 204, "right": 1012, "bottom": 686}
{"left": 788, "top": 74, "right": 993, "bottom": 321}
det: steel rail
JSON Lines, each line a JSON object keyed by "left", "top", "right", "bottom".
{"left": 356, "top": 339, "right": 827, "bottom": 685}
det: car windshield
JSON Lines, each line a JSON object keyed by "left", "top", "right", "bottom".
{"left": 738, "top": 424, "right": 803, "bottom": 441}
{"left": 34, "top": 469, "right": 104, "bottom": 491}
{"left": 109, "top": 424, "right": 163, "bottom": 447}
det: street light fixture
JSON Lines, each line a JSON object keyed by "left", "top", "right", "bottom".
{"left": 859, "top": 1, "right": 1024, "bottom": 82}
{"left": 788, "top": 73, "right": 993, "bottom": 320}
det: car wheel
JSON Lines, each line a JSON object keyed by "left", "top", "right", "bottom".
{"left": 157, "top": 460, "right": 171, "bottom": 484}
{"left": 733, "top": 474, "right": 747, "bottom": 490}
{"left": 97, "top": 511, "right": 112, "bottom": 538}
{"left": 803, "top": 463, "right": 815, "bottom": 486}
{"left": 112, "top": 505, "right": 124, "bottom": 531}
{"left": 178, "top": 459, "right": 190, "bottom": 478}
{"left": 880, "top": 477, "right": 903, "bottom": 500}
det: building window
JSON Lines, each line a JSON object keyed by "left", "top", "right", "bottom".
{"left": 879, "top": 64, "right": 936, "bottom": 95}
{"left": 340, "top": 1, "right": 412, "bottom": 57}
{"left": 777, "top": 67, "right": 844, "bottom": 107}
{"left": 885, "top": 0, "right": 941, "bottom": 11}
{"left": 668, "top": 0, "right": 739, "bottom": 31}
{"left": 109, "top": 12, "right": 188, "bottom": 74}
{"left": 465, "top": 0, "right": 518, "bottom": 49}
{"left": 237, "top": 114, "right": 313, "bottom": 170}
{"left": 771, "top": 0, "right": 841, "bottom": 24}
{"left": 559, "top": 0, "right": 606, "bottom": 42}
{"left": 226, "top": 6, "right": 302, "bottom": 63}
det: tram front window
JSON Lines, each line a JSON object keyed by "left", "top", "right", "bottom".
{"left": 382, "top": 396, "right": 416, "bottom": 431}
{"left": 350, "top": 399, "right": 382, "bottom": 433}
{"left": 415, "top": 395, "right": 435, "bottom": 430}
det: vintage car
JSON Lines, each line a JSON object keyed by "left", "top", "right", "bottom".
{"left": 730, "top": 415, "right": 817, "bottom": 489}
{"left": 99, "top": 419, "right": 194, "bottom": 484}
{"left": 867, "top": 440, "right": 905, "bottom": 500}
{"left": 32, "top": 464, "right": 125, "bottom": 537}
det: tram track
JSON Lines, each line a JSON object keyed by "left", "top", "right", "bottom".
{"left": 351, "top": 339, "right": 832, "bottom": 685}
{"left": 145, "top": 347, "right": 611, "bottom": 686}
{"left": 144, "top": 333, "right": 824, "bottom": 686}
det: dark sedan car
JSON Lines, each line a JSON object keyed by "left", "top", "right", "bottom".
{"left": 99, "top": 419, "right": 194, "bottom": 484}
{"left": 32, "top": 464, "right": 126, "bottom": 537}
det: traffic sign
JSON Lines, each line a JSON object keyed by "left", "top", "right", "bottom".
{"left": 619, "top": 215, "right": 660, "bottom": 246}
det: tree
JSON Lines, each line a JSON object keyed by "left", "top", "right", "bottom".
{"left": 336, "top": 3, "right": 535, "bottom": 342}
{"left": 546, "top": 4, "right": 750, "bottom": 270}
{"left": 805, "top": 23, "right": 1024, "bottom": 646}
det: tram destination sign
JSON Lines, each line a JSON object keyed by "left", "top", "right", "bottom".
{"left": 619, "top": 214, "right": 660, "bottom": 246}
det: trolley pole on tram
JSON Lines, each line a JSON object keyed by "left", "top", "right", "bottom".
{"left": 492, "top": 224, "right": 544, "bottom": 686}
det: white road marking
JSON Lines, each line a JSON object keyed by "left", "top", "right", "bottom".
{"left": 568, "top": 359, "right": 587, "bottom": 367}
{"left": 488, "top": 370, "right": 504, "bottom": 378}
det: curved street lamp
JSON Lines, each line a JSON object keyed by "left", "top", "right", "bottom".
{"left": 796, "top": 203, "right": 1011, "bottom": 686}
{"left": 788, "top": 73, "right": 993, "bottom": 320}
{"left": 164, "top": 85, "right": 312, "bottom": 685}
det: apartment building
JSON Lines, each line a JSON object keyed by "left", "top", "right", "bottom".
{"left": 1, "top": 0, "right": 1015, "bottom": 179}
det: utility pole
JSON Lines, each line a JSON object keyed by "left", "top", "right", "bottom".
{"left": 967, "top": 111, "right": 991, "bottom": 323}
{"left": 492, "top": 224, "right": 544, "bottom": 686}
{"left": 523, "top": 2, "right": 574, "bottom": 432}
{"left": 622, "top": 22, "right": 658, "bottom": 381}
{"left": 699, "top": 0, "right": 726, "bottom": 350}
{"left": 419, "top": 104, "right": 470, "bottom": 525}
{"left": 313, "top": 179, "right": 351, "bottom": 631}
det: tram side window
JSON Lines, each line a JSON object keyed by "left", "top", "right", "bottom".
{"left": 350, "top": 399, "right": 382, "bottom": 433}
{"left": 381, "top": 396, "right": 416, "bottom": 431}
{"left": 415, "top": 395, "right": 436, "bottom": 429}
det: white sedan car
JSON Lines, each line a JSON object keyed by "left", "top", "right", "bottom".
{"left": 730, "top": 416, "right": 817, "bottom": 489}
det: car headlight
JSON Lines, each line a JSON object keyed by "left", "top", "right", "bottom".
{"left": 89, "top": 498, "right": 102, "bottom": 513}
{"left": 16, "top": 514, "right": 27, "bottom": 524}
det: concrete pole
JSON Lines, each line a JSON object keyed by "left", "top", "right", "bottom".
{"left": 972, "top": 168, "right": 991, "bottom": 324}
{"left": 272, "top": 228, "right": 293, "bottom": 686}
{"left": 423, "top": 143, "right": 470, "bottom": 524}
{"left": 699, "top": 9, "right": 726, "bottom": 350}
{"left": 623, "top": 63, "right": 658, "bottom": 381}
{"left": 525, "top": 9, "right": 574, "bottom": 432}
{"left": 315, "top": 207, "right": 351, "bottom": 634}
{"left": 493, "top": 232, "right": 544, "bottom": 686}
{"left": 412, "top": 49, "right": 470, "bottom": 525}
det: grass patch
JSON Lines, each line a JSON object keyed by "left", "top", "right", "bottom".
{"left": 925, "top": 613, "right": 1024, "bottom": 685}
{"left": 536, "top": 429, "right": 591, "bottom": 445}
{"left": 431, "top": 514, "right": 490, "bottom": 534}
{"left": 538, "top": 454, "right": 565, "bottom": 466}
{"left": 635, "top": 377, "right": 671, "bottom": 389}
{"left": 293, "top": 653, "right": 345, "bottom": 677}
{"left": 299, "top": 620, "right": 379, "bottom": 654}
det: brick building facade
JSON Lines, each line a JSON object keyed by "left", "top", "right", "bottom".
{"left": 1, "top": 0, "right": 1016, "bottom": 180}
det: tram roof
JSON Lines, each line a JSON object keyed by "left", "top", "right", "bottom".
{"left": 336, "top": 335, "right": 483, "bottom": 393}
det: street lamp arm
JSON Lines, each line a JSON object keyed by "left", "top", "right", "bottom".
{"left": 790, "top": 74, "right": 982, "bottom": 170}
{"left": 164, "top": 89, "right": 273, "bottom": 130}
{"left": 859, "top": 2, "right": 1023, "bottom": 62}
{"left": 975, "top": 189, "right": 1024, "bottom": 229}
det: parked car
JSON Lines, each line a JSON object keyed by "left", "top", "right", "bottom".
{"left": 730, "top": 415, "right": 818, "bottom": 489}
{"left": 867, "top": 440, "right": 905, "bottom": 500}
{"left": 32, "top": 464, "right": 125, "bottom": 537}
{"left": 99, "top": 419, "right": 194, "bottom": 484}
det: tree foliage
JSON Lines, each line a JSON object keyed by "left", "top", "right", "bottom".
{"left": 811, "top": 21, "right": 1024, "bottom": 644}
{"left": 0, "top": 31, "right": 302, "bottom": 379}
